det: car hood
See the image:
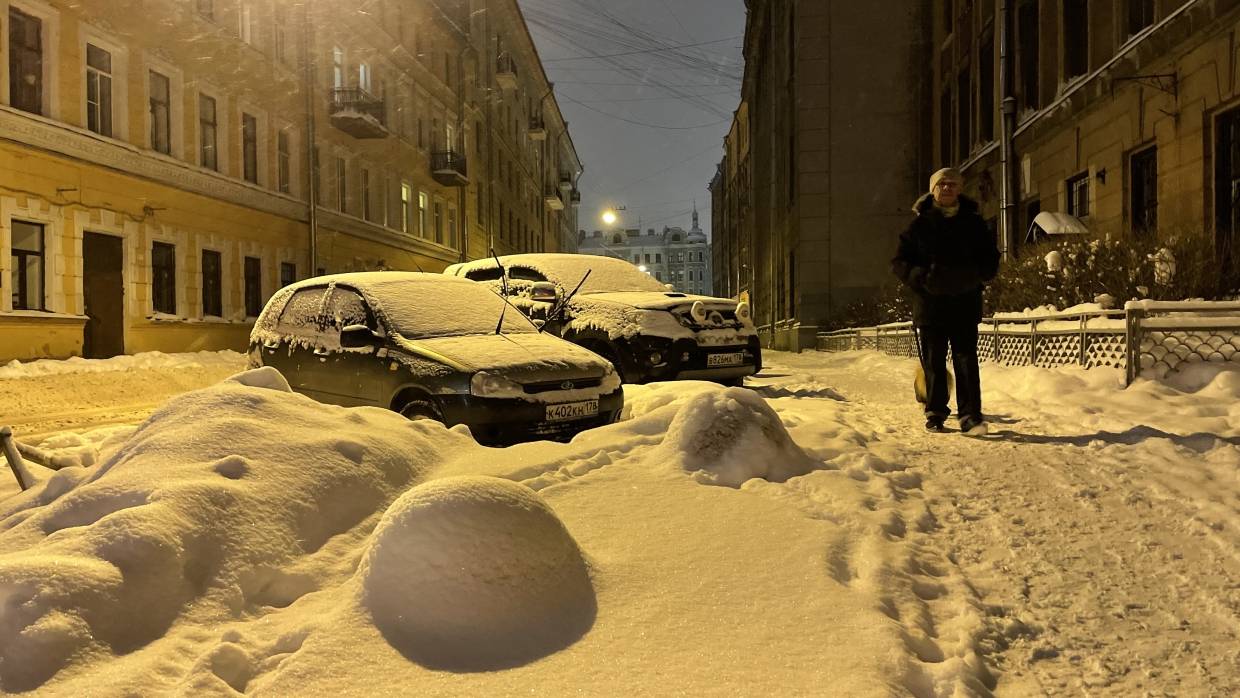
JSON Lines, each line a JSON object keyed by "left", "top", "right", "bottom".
{"left": 579, "top": 291, "right": 739, "bottom": 312}
{"left": 400, "top": 332, "right": 612, "bottom": 379}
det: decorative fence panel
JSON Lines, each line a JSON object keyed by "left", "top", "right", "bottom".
{"left": 816, "top": 302, "right": 1240, "bottom": 386}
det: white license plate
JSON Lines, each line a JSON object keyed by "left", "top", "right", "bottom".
{"left": 546, "top": 399, "right": 599, "bottom": 422}
{"left": 707, "top": 352, "right": 745, "bottom": 367}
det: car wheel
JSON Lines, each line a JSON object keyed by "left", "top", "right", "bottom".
{"left": 399, "top": 397, "right": 443, "bottom": 422}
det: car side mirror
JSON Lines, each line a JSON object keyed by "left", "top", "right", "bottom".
{"left": 532, "top": 319, "right": 547, "bottom": 330}
{"left": 530, "top": 281, "right": 559, "bottom": 303}
{"left": 341, "top": 324, "right": 383, "bottom": 349}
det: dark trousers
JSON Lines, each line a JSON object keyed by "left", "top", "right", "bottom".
{"left": 918, "top": 323, "right": 982, "bottom": 421}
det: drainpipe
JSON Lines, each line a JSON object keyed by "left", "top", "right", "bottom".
{"left": 458, "top": 39, "right": 470, "bottom": 264}
{"left": 303, "top": 0, "right": 320, "bottom": 275}
{"left": 998, "top": 0, "right": 1018, "bottom": 261}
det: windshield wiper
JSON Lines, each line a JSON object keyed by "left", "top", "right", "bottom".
{"left": 541, "top": 270, "right": 591, "bottom": 333}
{"left": 492, "top": 248, "right": 509, "bottom": 335}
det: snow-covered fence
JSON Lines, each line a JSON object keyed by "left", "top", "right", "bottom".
{"left": 817, "top": 301, "right": 1240, "bottom": 386}
{"left": 1125, "top": 300, "right": 1240, "bottom": 384}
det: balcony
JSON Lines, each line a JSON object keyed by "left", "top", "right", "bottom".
{"left": 431, "top": 149, "right": 469, "bottom": 187}
{"left": 329, "top": 88, "right": 388, "bottom": 139}
{"left": 570, "top": 189, "right": 582, "bottom": 206}
{"left": 528, "top": 115, "right": 546, "bottom": 141}
{"left": 544, "top": 186, "right": 565, "bottom": 211}
{"left": 496, "top": 54, "right": 518, "bottom": 91}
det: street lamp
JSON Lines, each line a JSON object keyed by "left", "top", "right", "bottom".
{"left": 601, "top": 205, "right": 626, "bottom": 226}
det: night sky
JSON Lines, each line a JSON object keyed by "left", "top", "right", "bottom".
{"left": 518, "top": 0, "right": 747, "bottom": 239}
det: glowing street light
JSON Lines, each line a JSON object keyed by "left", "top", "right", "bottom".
{"left": 602, "top": 210, "right": 617, "bottom": 225}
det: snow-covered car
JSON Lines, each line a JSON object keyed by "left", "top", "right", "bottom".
{"left": 444, "top": 254, "right": 761, "bottom": 385}
{"left": 247, "top": 272, "right": 623, "bottom": 445}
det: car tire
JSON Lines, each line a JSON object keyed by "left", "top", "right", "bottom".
{"left": 399, "top": 397, "right": 443, "bottom": 423}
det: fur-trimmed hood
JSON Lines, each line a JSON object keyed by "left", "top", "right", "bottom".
{"left": 912, "top": 193, "right": 980, "bottom": 215}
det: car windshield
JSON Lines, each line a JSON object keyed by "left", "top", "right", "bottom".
{"left": 507, "top": 255, "right": 670, "bottom": 294}
{"left": 363, "top": 278, "right": 537, "bottom": 339}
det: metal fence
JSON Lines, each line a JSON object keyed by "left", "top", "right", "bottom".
{"left": 817, "top": 301, "right": 1240, "bottom": 386}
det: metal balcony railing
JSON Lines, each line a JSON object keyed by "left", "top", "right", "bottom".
{"left": 496, "top": 54, "right": 518, "bottom": 89}
{"left": 431, "top": 149, "right": 468, "bottom": 186}
{"left": 329, "top": 87, "right": 388, "bottom": 139}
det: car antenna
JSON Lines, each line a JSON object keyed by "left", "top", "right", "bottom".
{"left": 542, "top": 270, "right": 591, "bottom": 333}
{"left": 412, "top": 260, "right": 426, "bottom": 273}
{"left": 492, "top": 248, "right": 509, "bottom": 335}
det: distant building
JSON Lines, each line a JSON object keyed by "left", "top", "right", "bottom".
{"left": 577, "top": 206, "right": 712, "bottom": 294}
{"left": 711, "top": 1, "right": 932, "bottom": 351}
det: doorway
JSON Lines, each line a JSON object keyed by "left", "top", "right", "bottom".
{"left": 83, "top": 232, "right": 125, "bottom": 358}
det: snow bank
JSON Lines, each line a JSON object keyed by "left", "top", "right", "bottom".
{"left": 659, "top": 387, "right": 821, "bottom": 487}
{"left": 0, "top": 350, "right": 245, "bottom": 380}
{"left": 360, "top": 476, "right": 594, "bottom": 671}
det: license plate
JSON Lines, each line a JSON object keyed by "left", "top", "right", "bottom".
{"left": 707, "top": 352, "right": 745, "bottom": 367}
{"left": 546, "top": 399, "right": 599, "bottom": 422}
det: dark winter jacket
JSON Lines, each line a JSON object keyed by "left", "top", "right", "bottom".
{"left": 892, "top": 194, "right": 1001, "bottom": 326}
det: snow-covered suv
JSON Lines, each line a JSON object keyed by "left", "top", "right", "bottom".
{"left": 445, "top": 254, "right": 761, "bottom": 385}
{"left": 248, "top": 272, "right": 623, "bottom": 445}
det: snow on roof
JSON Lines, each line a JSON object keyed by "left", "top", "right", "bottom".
{"left": 448, "top": 254, "right": 669, "bottom": 295}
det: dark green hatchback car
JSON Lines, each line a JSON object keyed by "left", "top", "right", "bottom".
{"left": 248, "top": 272, "right": 624, "bottom": 445}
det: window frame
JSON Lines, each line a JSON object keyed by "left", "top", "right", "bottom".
{"left": 201, "top": 248, "right": 223, "bottom": 318}
{"left": 242, "top": 112, "right": 259, "bottom": 183}
{"left": 85, "top": 43, "right": 114, "bottom": 138}
{"left": 1130, "top": 145, "right": 1158, "bottom": 236}
{"left": 280, "top": 261, "right": 297, "bottom": 289}
{"left": 199, "top": 92, "right": 219, "bottom": 171}
{"left": 151, "top": 240, "right": 177, "bottom": 315}
{"left": 244, "top": 255, "right": 263, "bottom": 318}
{"left": 10, "top": 219, "right": 46, "bottom": 311}
{"left": 1066, "top": 170, "right": 1091, "bottom": 218}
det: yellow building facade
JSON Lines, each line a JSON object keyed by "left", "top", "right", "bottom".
{"left": 0, "top": 0, "right": 581, "bottom": 361}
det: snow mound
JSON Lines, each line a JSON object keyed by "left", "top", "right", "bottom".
{"left": 0, "top": 350, "right": 244, "bottom": 380}
{"left": 225, "top": 366, "right": 292, "bottom": 392}
{"left": 360, "top": 476, "right": 595, "bottom": 671}
{"left": 660, "top": 387, "right": 822, "bottom": 487}
{"left": 0, "top": 376, "right": 455, "bottom": 692}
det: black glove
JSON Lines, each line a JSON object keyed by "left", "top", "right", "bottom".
{"left": 925, "top": 263, "right": 982, "bottom": 296}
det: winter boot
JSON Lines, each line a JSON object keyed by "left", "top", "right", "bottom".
{"left": 925, "top": 416, "right": 946, "bottom": 432}
{"left": 960, "top": 415, "right": 988, "bottom": 436}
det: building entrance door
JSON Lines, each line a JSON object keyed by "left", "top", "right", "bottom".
{"left": 83, "top": 232, "right": 125, "bottom": 358}
{"left": 1216, "top": 108, "right": 1240, "bottom": 291}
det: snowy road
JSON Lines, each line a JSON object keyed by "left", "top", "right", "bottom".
{"left": 756, "top": 352, "right": 1240, "bottom": 696}
{"left": 1, "top": 349, "right": 1237, "bottom": 695}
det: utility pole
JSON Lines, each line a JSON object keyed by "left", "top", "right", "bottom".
{"left": 998, "top": 0, "right": 1019, "bottom": 261}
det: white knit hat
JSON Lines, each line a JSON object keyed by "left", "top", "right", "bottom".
{"left": 929, "top": 167, "right": 964, "bottom": 192}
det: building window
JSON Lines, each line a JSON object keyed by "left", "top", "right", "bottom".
{"left": 978, "top": 28, "right": 995, "bottom": 142}
{"left": 196, "top": 0, "right": 214, "bottom": 21}
{"left": 645, "top": 254, "right": 651, "bottom": 264}
{"left": 1066, "top": 171, "right": 1090, "bottom": 218}
{"left": 633, "top": 254, "right": 640, "bottom": 264}
{"left": 448, "top": 207, "right": 458, "bottom": 249}
{"left": 1063, "top": 0, "right": 1089, "bottom": 80}
{"left": 239, "top": 3, "right": 254, "bottom": 44}
{"left": 202, "top": 249, "right": 222, "bottom": 317}
{"left": 242, "top": 113, "right": 258, "bottom": 183}
{"left": 277, "top": 129, "right": 291, "bottom": 193}
{"left": 418, "top": 192, "right": 429, "bottom": 237}
{"left": 199, "top": 94, "right": 218, "bottom": 170}
{"left": 332, "top": 47, "right": 345, "bottom": 88}
{"left": 9, "top": 8, "right": 44, "bottom": 115}
{"left": 655, "top": 253, "right": 662, "bottom": 263}
{"left": 336, "top": 157, "right": 347, "bottom": 212}
{"left": 152, "top": 241, "right": 176, "bottom": 314}
{"left": 1131, "top": 146, "right": 1157, "bottom": 236}
{"left": 433, "top": 201, "right": 444, "bottom": 244}
{"left": 1127, "top": 0, "right": 1154, "bottom": 37}
{"left": 150, "top": 70, "right": 171, "bottom": 154}
{"left": 244, "top": 256, "right": 262, "bottom": 317}
{"left": 273, "top": 5, "right": 288, "bottom": 65}
{"left": 86, "top": 44, "right": 114, "bottom": 137}
{"left": 361, "top": 168, "right": 372, "bottom": 221}
{"left": 940, "top": 86, "right": 953, "bottom": 164}
{"left": 358, "top": 62, "right": 371, "bottom": 92}
{"left": 401, "top": 183, "right": 412, "bottom": 232}
{"left": 1018, "top": 0, "right": 1040, "bottom": 111}
{"left": 280, "top": 261, "right": 296, "bottom": 288}
{"left": 957, "top": 66, "right": 971, "bottom": 160}
{"left": 10, "top": 220, "right": 44, "bottom": 311}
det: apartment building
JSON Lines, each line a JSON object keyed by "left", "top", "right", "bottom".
{"left": 710, "top": 1, "right": 932, "bottom": 350}
{"left": 577, "top": 206, "right": 713, "bottom": 295}
{"left": 935, "top": 0, "right": 1240, "bottom": 274}
{"left": 0, "top": 0, "right": 581, "bottom": 361}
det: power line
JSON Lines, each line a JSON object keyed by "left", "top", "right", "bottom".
{"left": 558, "top": 94, "right": 732, "bottom": 130}
{"left": 544, "top": 36, "right": 742, "bottom": 63}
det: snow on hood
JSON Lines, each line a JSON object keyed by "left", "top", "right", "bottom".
{"left": 446, "top": 253, "right": 669, "bottom": 295}
{"left": 407, "top": 332, "right": 614, "bottom": 381}
{"left": 580, "top": 291, "right": 740, "bottom": 312}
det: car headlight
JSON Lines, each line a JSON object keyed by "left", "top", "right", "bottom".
{"left": 690, "top": 300, "right": 708, "bottom": 324}
{"left": 735, "top": 301, "right": 752, "bottom": 322}
{"left": 470, "top": 371, "right": 525, "bottom": 398}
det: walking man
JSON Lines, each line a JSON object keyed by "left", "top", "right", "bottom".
{"left": 892, "top": 168, "right": 1001, "bottom": 434}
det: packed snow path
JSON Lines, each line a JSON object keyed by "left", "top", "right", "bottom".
{"left": 756, "top": 352, "right": 1240, "bottom": 696}
{"left": 0, "top": 349, "right": 1237, "bottom": 695}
